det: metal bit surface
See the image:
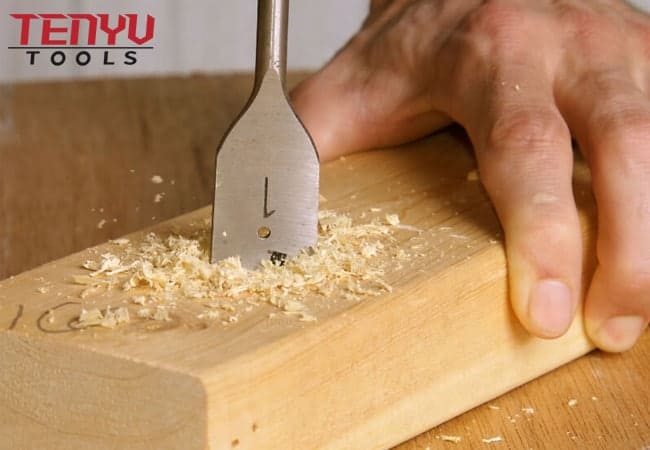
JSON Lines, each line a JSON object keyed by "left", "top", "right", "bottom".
{"left": 210, "top": 0, "right": 319, "bottom": 268}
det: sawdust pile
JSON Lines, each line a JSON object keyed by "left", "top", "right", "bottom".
{"left": 74, "top": 211, "right": 405, "bottom": 325}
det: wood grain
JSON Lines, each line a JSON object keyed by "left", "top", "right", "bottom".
{"left": 0, "top": 74, "right": 647, "bottom": 449}
{"left": 398, "top": 329, "right": 650, "bottom": 449}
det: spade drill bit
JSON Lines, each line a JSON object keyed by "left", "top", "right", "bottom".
{"left": 210, "top": 0, "right": 320, "bottom": 268}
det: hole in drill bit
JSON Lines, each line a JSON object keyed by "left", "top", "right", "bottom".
{"left": 257, "top": 226, "right": 271, "bottom": 239}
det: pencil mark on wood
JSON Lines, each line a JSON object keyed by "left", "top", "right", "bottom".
{"left": 8, "top": 304, "right": 24, "bottom": 330}
{"left": 37, "top": 301, "right": 81, "bottom": 334}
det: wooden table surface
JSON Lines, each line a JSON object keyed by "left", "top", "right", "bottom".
{"left": 0, "top": 73, "right": 647, "bottom": 449}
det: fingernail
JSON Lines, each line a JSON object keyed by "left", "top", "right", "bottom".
{"left": 596, "top": 315, "right": 645, "bottom": 352}
{"left": 528, "top": 279, "right": 573, "bottom": 337}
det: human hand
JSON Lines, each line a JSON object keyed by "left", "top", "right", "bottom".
{"left": 291, "top": 0, "right": 650, "bottom": 352}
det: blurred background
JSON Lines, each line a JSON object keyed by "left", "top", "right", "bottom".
{"left": 4, "top": 0, "right": 649, "bottom": 83}
{"left": 0, "top": 0, "right": 368, "bottom": 83}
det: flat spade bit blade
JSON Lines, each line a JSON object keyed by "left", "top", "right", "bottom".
{"left": 210, "top": 0, "right": 319, "bottom": 268}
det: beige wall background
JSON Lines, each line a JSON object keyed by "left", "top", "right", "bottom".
{"left": 1, "top": 0, "right": 649, "bottom": 83}
{"left": 0, "top": 0, "right": 368, "bottom": 82}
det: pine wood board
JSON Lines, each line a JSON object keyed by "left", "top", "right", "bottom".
{"left": 0, "top": 129, "right": 597, "bottom": 449}
{"left": 400, "top": 329, "right": 650, "bottom": 449}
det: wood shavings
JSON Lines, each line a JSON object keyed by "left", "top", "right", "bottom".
{"left": 77, "top": 306, "right": 130, "bottom": 329}
{"left": 197, "top": 310, "right": 220, "bottom": 320}
{"left": 361, "top": 242, "right": 382, "bottom": 258}
{"left": 283, "top": 299, "right": 307, "bottom": 313}
{"left": 568, "top": 399, "right": 578, "bottom": 407}
{"left": 131, "top": 295, "right": 147, "bottom": 305}
{"left": 466, "top": 169, "right": 479, "bottom": 181}
{"left": 137, "top": 308, "right": 151, "bottom": 318}
{"left": 114, "top": 307, "right": 130, "bottom": 324}
{"left": 154, "top": 193, "right": 165, "bottom": 203}
{"left": 75, "top": 210, "right": 400, "bottom": 321}
{"left": 521, "top": 407, "right": 535, "bottom": 415}
{"left": 151, "top": 175, "right": 163, "bottom": 184}
{"left": 482, "top": 436, "right": 503, "bottom": 443}
{"left": 97, "top": 219, "right": 107, "bottom": 229}
{"left": 80, "top": 285, "right": 105, "bottom": 299}
{"left": 36, "top": 287, "right": 48, "bottom": 294}
{"left": 385, "top": 213, "right": 400, "bottom": 226}
{"left": 394, "top": 223, "right": 421, "bottom": 233}
{"left": 487, "top": 405, "right": 500, "bottom": 410}
{"left": 436, "top": 434, "right": 462, "bottom": 443}
{"left": 78, "top": 308, "right": 103, "bottom": 326}
{"left": 110, "top": 238, "right": 130, "bottom": 246}
{"left": 100, "top": 306, "right": 130, "bottom": 328}
{"left": 152, "top": 306, "right": 170, "bottom": 321}
{"left": 136, "top": 306, "right": 170, "bottom": 321}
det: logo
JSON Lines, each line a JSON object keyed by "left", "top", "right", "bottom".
{"left": 8, "top": 13, "right": 155, "bottom": 67}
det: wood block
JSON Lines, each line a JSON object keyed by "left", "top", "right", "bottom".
{"left": 0, "top": 131, "right": 597, "bottom": 449}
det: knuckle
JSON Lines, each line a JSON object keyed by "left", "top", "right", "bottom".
{"left": 486, "top": 109, "right": 569, "bottom": 156}
{"left": 479, "top": 110, "right": 571, "bottom": 198}
{"left": 558, "top": 6, "right": 624, "bottom": 59}
{"left": 589, "top": 102, "right": 650, "bottom": 176}
{"left": 592, "top": 103, "right": 650, "bottom": 147}
{"left": 463, "top": 1, "right": 525, "bottom": 47}
{"left": 558, "top": 6, "right": 604, "bottom": 43}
